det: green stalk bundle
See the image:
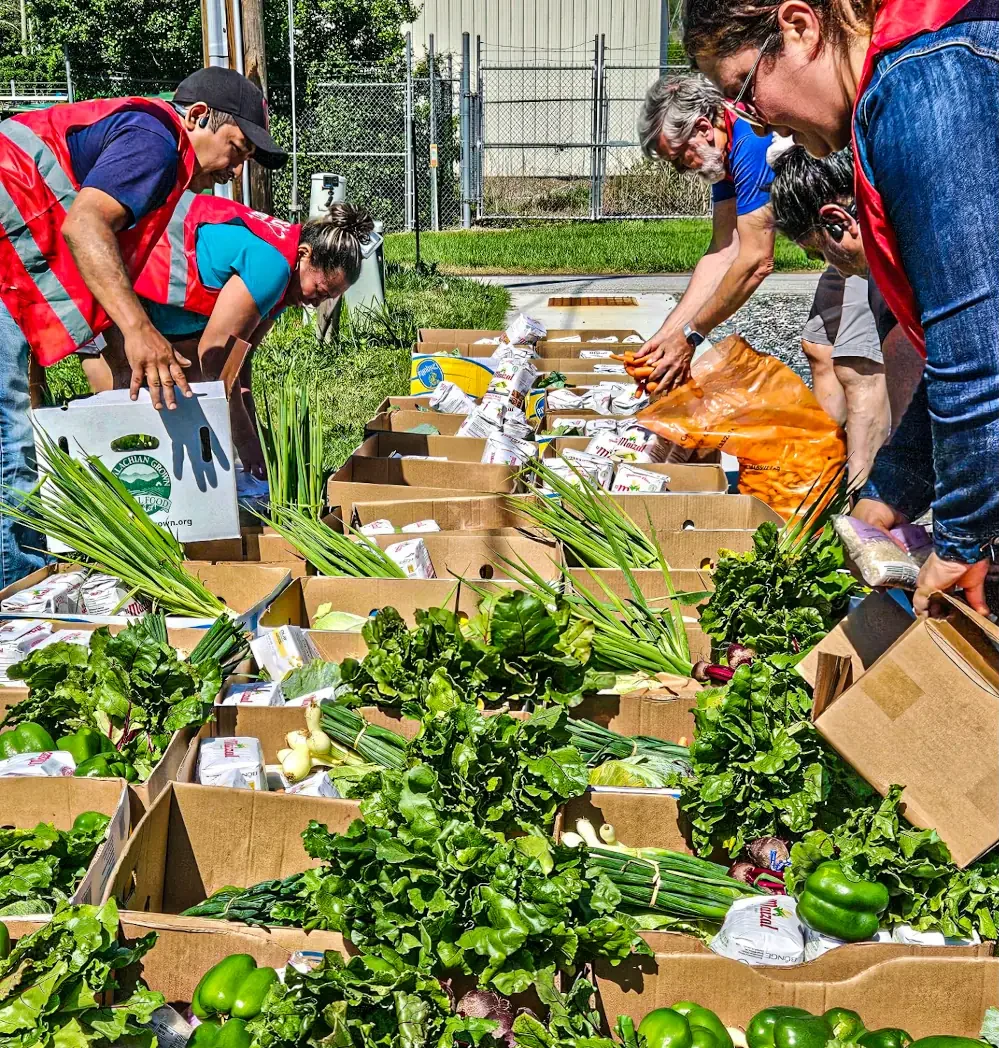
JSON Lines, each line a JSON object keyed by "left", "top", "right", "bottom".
{"left": 189, "top": 615, "right": 250, "bottom": 673}
{"left": 565, "top": 718, "right": 690, "bottom": 766}
{"left": 258, "top": 375, "right": 326, "bottom": 517}
{"left": 259, "top": 506, "right": 406, "bottom": 578}
{"left": 584, "top": 845, "right": 763, "bottom": 920}
{"left": 1, "top": 428, "right": 226, "bottom": 618}
{"left": 320, "top": 703, "right": 408, "bottom": 770}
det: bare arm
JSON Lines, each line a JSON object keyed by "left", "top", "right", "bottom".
{"left": 196, "top": 276, "right": 261, "bottom": 380}
{"left": 834, "top": 357, "right": 890, "bottom": 487}
{"left": 689, "top": 203, "right": 775, "bottom": 334}
{"left": 62, "top": 187, "right": 192, "bottom": 410}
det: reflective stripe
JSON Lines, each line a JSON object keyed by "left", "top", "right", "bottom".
{"left": 166, "top": 192, "right": 195, "bottom": 307}
{"left": 0, "top": 181, "right": 93, "bottom": 347}
{"left": 0, "top": 119, "right": 78, "bottom": 207}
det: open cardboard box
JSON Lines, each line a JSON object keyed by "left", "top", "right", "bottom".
{"left": 802, "top": 591, "right": 999, "bottom": 868}
{"left": 105, "top": 782, "right": 357, "bottom": 947}
{"left": 366, "top": 410, "right": 471, "bottom": 437}
{"left": 0, "top": 776, "right": 129, "bottom": 911}
{"left": 369, "top": 532, "right": 560, "bottom": 581}
{"left": 184, "top": 525, "right": 309, "bottom": 575}
{"left": 351, "top": 431, "right": 555, "bottom": 464}
{"left": 417, "top": 328, "right": 641, "bottom": 345}
{"left": 594, "top": 940, "right": 998, "bottom": 1033}
{"left": 0, "top": 562, "right": 291, "bottom": 631}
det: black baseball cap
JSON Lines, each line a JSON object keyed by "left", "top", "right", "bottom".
{"left": 174, "top": 67, "right": 288, "bottom": 170}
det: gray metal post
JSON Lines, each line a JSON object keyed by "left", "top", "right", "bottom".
{"left": 404, "top": 32, "right": 415, "bottom": 232}
{"left": 475, "top": 36, "right": 484, "bottom": 221}
{"left": 460, "top": 32, "right": 472, "bottom": 229}
{"left": 589, "top": 34, "right": 599, "bottom": 220}
{"left": 63, "top": 49, "right": 73, "bottom": 103}
{"left": 659, "top": 0, "right": 671, "bottom": 75}
{"left": 428, "top": 34, "right": 440, "bottom": 231}
{"left": 598, "top": 34, "right": 608, "bottom": 218}
{"left": 287, "top": 0, "right": 300, "bottom": 218}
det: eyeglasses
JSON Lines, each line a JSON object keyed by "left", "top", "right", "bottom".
{"left": 722, "top": 33, "right": 780, "bottom": 132}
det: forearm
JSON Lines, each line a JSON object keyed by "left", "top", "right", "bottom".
{"left": 834, "top": 360, "right": 890, "bottom": 487}
{"left": 691, "top": 247, "right": 773, "bottom": 334}
{"left": 62, "top": 211, "right": 152, "bottom": 336}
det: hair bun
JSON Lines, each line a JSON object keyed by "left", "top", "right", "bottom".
{"left": 328, "top": 202, "right": 375, "bottom": 242}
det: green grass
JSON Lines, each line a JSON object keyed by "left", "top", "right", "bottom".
{"left": 385, "top": 219, "right": 822, "bottom": 275}
{"left": 44, "top": 264, "right": 511, "bottom": 472}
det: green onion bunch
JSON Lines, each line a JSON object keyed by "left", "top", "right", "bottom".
{"left": 189, "top": 615, "right": 250, "bottom": 674}
{"left": 1, "top": 427, "right": 226, "bottom": 618}
{"left": 566, "top": 718, "right": 691, "bottom": 766}
{"left": 584, "top": 846, "right": 764, "bottom": 921}
{"left": 319, "top": 703, "right": 408, "bottom": 770}
{"left": 258, "top": 507, "right": 406, "bottom": 578}
{"left": 258, "top": 375, "right": 326, "bottom": 518}
{"left": 510, "top": 459, "right": 661, "bottom": 568}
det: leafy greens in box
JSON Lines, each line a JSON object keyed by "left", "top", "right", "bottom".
{"left": 0, "top": 899, "right": 162, "bottom": 1046}
{"left": 1, "top": 613, "right": 221, "bottom": 782}
{"left": 337, "top": 590, "right": 613, "bottom": 710}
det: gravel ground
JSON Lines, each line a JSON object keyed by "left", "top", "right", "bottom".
{"left": 712, "top": 292, "right": 813, "bottom": 385}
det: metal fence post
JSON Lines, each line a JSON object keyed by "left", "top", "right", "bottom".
{"left": 475, "top": 38, "right": 484, "bottom": 221}
{"left": 597, "top": 34, "right": 608, "bottom": 219}
{"left": 428, "top": 34, "right": 440, "bottom": 231}
{"left": 404, "top": 32, "right": 415, "bottom": 231}
{"left": 589, "top": 34, "right": 599, "bottom": 220}
{"left": 460, "top": 32, "right": 472, "bottom": 229}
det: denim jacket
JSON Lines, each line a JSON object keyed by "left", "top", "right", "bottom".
{"left": 855, "top": 15, "right": 999, "bottom": 564}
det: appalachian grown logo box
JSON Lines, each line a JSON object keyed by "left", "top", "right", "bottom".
{"left": 33, "top": 381, "right": 240, "bottom": 544}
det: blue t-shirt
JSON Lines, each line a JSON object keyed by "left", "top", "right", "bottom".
{"left": 67, "top": 111, "right": 179, "bottom": 226}
{"left": 143, "top": 221, "right": 293, "bottom": 337}
{"left": 711, "top": 118, "right": 773, "bottom": 216}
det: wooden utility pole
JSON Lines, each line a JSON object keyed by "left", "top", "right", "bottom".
{"left": 241, "top": 0, "right": 272, "bottom": 213}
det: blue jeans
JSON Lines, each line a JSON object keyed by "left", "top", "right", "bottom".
{"left": 0, "top": 301, "right": 48, "bottom": 587}
{"left": 856, "top": 15, "right": 999, "bottom": 564}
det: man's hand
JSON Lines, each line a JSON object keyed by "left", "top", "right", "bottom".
{"left": 122, "top": 323, "right": 193, "bottom": 410}
{"left": 851, "top": 498, "right": 907, "bottom": 534}
{"left": 635, "top": 327, "right": 694, "bottom": 395}
{"left": 913, "top": 552, "right": 989, "bottom": 618}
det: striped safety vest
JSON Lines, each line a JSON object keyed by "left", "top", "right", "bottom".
{"left": 0, "top": 97, "right": 195, "bottom": 366}
{"left": 133, "top": 192, "right": 300, "bottom": 318}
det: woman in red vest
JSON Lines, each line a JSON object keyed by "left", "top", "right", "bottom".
{"left": 681, "top": 0, "right": 998, "bottom": 617}
{"left": 89, "top": 196, "right": 376, "bottom": 478}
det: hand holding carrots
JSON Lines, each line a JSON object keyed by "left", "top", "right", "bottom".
{"left": 610, "top": 351, "right": 666, "bottom": 396}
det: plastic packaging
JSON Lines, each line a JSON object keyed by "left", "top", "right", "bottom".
{"left": 501, "top": 313, "right": 547, "bottom": 345}
{"left": 401, "top": 519, "right": 441, "bottom": 534}
{"left": 560, "top": 449, "right": 615, "bottom": 490}
{"left": 638, "top": 335, "right": 847, "bottom": 519}
{"left": 80, "top": 573, "right": 151, "bottom": 617}
{"left": 0, "top": 751, "right": 77, "bottom": 777}
{"left": 457, "top": 400, "right": 506, "bottom": 438}
{"left": 384, "top": 538, "right": 436, "bottom": 579}
{"left": 482, "top": 358, "right": 538, "bottom": 411}
{"left": 610, "top": 463, "right": 669, "bottom": 493}
{"left": 250, "top": 626, "right": 321, "bottom": 683}
{"left": 429, "top": 380, "right": 477, "bottom": 414}
{"left": 197, "top": 737, "right": 267, "bottom": 790}
{"left": 710, "top": 895, "right": 807, "bottom": 967}
{"left": 220, "top": 681, "right": 285, "bottom": 707}
{"left": 283, "top": 769, "right": 339, "bottom": 797}
{"left": 585, "top": 427, "right": 665, "bottom": 464}
{"left": 546, "top": 389, "right": 586, "bottom": 411}
{"left": 359, "top": 519, "right": 397, "bottom": 536}
{"left": 833, "top": 516, "right": 932, "bottom": 588}
{"left": 1, "top": 570, "right": 87, "bottom": 614}
{"left": 481, "top": 431, "right": 538, "bottom": 467}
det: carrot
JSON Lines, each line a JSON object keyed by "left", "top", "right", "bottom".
{"left": 631, "top": 367, "right": 654, "bottom": 378}
{"left": 610, "top": 353, "right": 626, "bottom": 361}
{"left": 646, "top": 381, "right": 659, "bottom": 393}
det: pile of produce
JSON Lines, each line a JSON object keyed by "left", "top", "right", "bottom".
{"left": 0, "top": 811, "right": 110, "bottom": 915}
{"left": 0, "top": 612, "right": 240, "bottom": 782}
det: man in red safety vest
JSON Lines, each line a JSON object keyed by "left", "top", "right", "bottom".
{"left": 0, "top": 65, "right": 287, "bottom": 586}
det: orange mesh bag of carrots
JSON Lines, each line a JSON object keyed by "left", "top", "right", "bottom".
{"left": 637, "top": 334, "right": 846, "bottom": 519}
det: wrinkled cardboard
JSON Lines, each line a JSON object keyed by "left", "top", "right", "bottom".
{"left": 566, "top": 529, "right": 759, "bottom": 573}
{"left": 366, "top": 410, "right": 470, "bottom": 436}
{"left": 352, "top": 432, "right": 538, "bottom": 463}
{"left": 556, "top": 786, "right": 692, "bottom": 854}
{"left": 105, "top": 782, "right": 362, "bottom": 927}
{"left": 370, "top": 532, "right": 560, "bottom": 581}
{"left": 805, "top": 592, "right": 999, "bottom": 868}
{"left": 352, "top": 494, "right": 534, "bottom": 531}
{"left": 595, "top": 940, "right": 998, "bottom": 1034}
{"left": 0, "top": 777, "right": 129, "bottom": 910}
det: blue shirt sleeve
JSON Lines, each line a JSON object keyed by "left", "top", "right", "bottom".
{"left": 726, "top": 122, "right": 773, "bottom": 216}
{"left": 67, "top": 112, "right": 179, "bottom": 226}
{"left": 711, "top": 180, "right": 736, "bottom": 206}
{"left": 194, "top": 222, "right": 292, "bottom": 319}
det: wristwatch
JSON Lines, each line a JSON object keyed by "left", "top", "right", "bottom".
{"left": 683, "top": 324, "right": 707, "bottom": 350}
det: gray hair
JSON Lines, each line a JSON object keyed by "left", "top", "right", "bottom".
{"left": 638, "top": 74, "right": 725, "bottom": 158}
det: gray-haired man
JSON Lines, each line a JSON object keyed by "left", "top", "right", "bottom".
{"left": 635, "top": 73, "right": 777, "bottom": 392}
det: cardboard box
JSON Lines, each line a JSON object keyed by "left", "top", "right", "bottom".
{"left": 370, "top": 532, "right": 560, "bottom": 581}
{"left": 417, "top": 328, "right": 641, "bottom": 345}
{"left": 352, "top": 432, "right": 534, "bottom": 464}
{"left": 34, "top": 382, "right": 239, "bottom": 544}
{"left": 366, "top": 410, "right": 471, "bottom": 436}
{"left": 105, "top": 782, "right": 362, "bottom": 932}
{"left": 352, "top": 494, "right": 535, "bottom": 532}
{"left": 0, "top": 776, "right": 129, "bottom": 910}
{"left": 567, "top": 529, "right": 758, "bottom": 574}
{"left": 0, "top": 562, "right": 291, "bottom": 631}
{"left": 594, "top": 942, "right": 999, "bottom": 1035}
{"left": 183, "top": 526, "right": 308, "bottom": 574}
{"left": 805, "top": 592, "right": 999, "bottom": 868}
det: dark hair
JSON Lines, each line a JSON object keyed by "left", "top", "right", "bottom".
{"left": 682, "top": 0, "right": 874, "bottom": 61}
{"left": 299, "top": 202, "right": 375, "bottom": 285}
{"left": 768, "top": 145, "right": 855, "bottom": 242}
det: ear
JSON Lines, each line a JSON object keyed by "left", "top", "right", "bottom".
{"left": 297, "top": 243, "right": 312, "bottom": 264}
{"left": 184, "top": 101, "right": 209, "bottom": 129}
{"left": 819, "top": 202, "right": 856, "bottom": 231}
{"left": 776, "top": 0, "right": 824, "bottom": 51}
{"left": 693, "top": 115, "right": 715, "bottom": 137}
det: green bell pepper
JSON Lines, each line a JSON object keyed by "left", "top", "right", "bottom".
{"left": 672, "top": 1001, "right": 733, "bottom": 1048}
{"left": 796, "top": 861, "right": 889, "bottom": 942}
{"left": 0, "top": 722, "right": 56, "bottom": 758}
{"left": 73, "top": 754, "right": 137, "bottom": 782}
{"left": 58, "top": 728, "right": 114, "bottom": 766}
{"left": 0, "top": 921, "right": 9, "bottom": 961}
{"left": 192, "top": 955, "right": 276, "bottom": 1022}
{"left": 638, "top": 1008, "right": 694, "bottom": 1048}
{"left": 71, "top": 811, "right": 111, "bottom": 836}
{"left": 189, "top": 1020, "right": 221, "bottom": 1048}
{"left": 824, "top": 1008, "right": 866, "bottom": 1042}
{"left": 908, "top": 1039, "right": 986, "bottom": 1048}
{"left": 188, "top": 1019, "right": 251, "bottom": 1048}
{"left": 774, "top": 1014, "right": 834, "bottom": 1048}
{"left": 859, "top": 1029, "right": 911, "bottom": 1048}
{"left": 747, "top": 1008, "right": 813, "bottom": 1048}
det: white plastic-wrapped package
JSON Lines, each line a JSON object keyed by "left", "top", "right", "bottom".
{"left": 457, "top": 400, "right": 506, "bottom": 437}
{"left": 482, "top": 358, "right": 538, "bottom": 411}
{"left": 610, "top": 463, "right": 669, "bottom": 493}
{"left": 710, "top": 895, "right": 807, "bottom": 967}
{"left": 481, "top": 431, "right": 539, "bottom": 467}
{"left": 384, "top": 538, "right": 436, "bottom": 579}
{"left": 80, "top": 573, "right": 152, "bottom": 617}
{"left": 1, "top": 570, "right": 87, "bottom": 614}
{"left": 501, "top": 313, "right": 547, "bottom": 345}
{"left": 0, "top": 751, "right": 77, "bottom": 777}
{"left": 219, "top": 681, "right": 284, "bottom": 707}
{"left": 833, "top": 516, "right": 932, "bottom": 588}
{"left": 401, "top": 519, "right": 441, "bottom": 533}
{"left": 249, "top": 626, "right": 321, "bottom": 683}
{"left": 428, "top": 380, "right": 478, "bottom": 414}
{"left": 197, "top": 737, "right": 267, "bottom": 790}
{"left": 359, "top": 519, "right": 397, "bottom": 536}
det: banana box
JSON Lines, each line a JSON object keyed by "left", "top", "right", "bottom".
{"left": 410, "top": 355, "right": 495, "bottom": 398}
